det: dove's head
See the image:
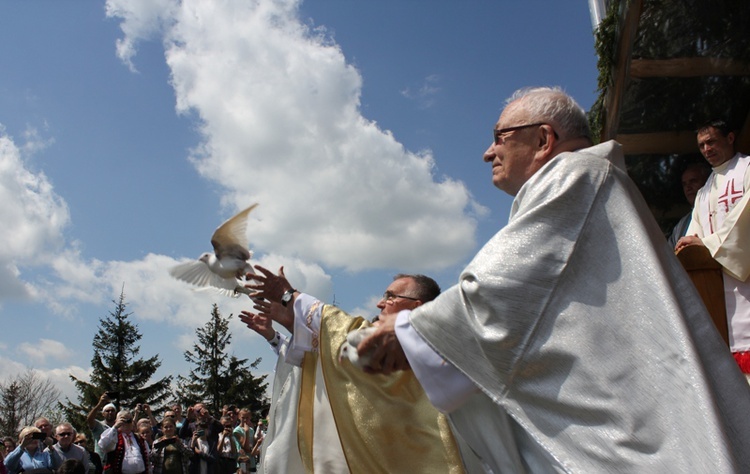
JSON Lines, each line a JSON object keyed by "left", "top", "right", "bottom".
{"left": 198, "top": 252, "right": 213, "bottom": 263}
{"left": 338, "top": 343, "right": 350, "bottom": 363}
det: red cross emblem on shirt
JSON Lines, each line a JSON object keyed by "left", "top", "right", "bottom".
{"left": 718, "top": 179, "right": 743, "bottom": 212}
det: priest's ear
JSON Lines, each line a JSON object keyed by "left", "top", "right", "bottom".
{"left": 537, "top": 124, "right": 556, "bottom": 152}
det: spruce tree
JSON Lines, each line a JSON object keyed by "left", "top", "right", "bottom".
{"left": 177, "top": 304, "right": 268, "bottom": 415}
{"left": 61, "top": 289, "right": 173, "bottom": 431}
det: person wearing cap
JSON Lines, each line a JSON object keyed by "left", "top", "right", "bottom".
{"left": 98, "top": 411, "right": 149, "bottom": 474}
{"left": 87, "top": 393, "right": 118, "bottom": 460}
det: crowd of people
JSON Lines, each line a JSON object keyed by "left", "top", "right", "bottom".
{"left": 0, "top": 395, "right": 267, "bottom": 474}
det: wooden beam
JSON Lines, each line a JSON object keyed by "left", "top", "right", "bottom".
{"left": 615, "top": 131, "right": 699, "bottom": 155}
{"left": 602, "top": 0, "right": 644, "bottom": 141}
{"left": 737, "top": 109, "right": 750, "bottom": 155}
{"left": 630, "top": 58, "right": 750, "bottom": 78}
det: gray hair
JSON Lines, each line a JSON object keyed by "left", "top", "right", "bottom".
{"left": 56, "top": 423, "right": 77, "bottom": 436}
{"left": 506, "top": 86, "right": 590, "bottom": 141}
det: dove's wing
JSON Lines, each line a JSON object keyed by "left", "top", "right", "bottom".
{"left": 211, "top": 203, "right": 258, "bottom": 259}
{"left": 169, "top": 261, "right": 241, "bottom": 292}
{"left": 194, "top": 285, "right": 246, "bottom": 298}
{"left": 339, "top": 327, "right": 377, "bottom": 368}
{"left": 346, "top": 326, "right": 377, "bottom": 346}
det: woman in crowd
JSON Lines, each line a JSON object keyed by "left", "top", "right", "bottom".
{"left": 3, "top": 427, "right": 60, "bottom": 474}
{"left": 74, "top": 434, "right": 102, "bottom": 474}
{"left": 150, "top": 418, "right": 192, "bottom": 474}
{"left": 234, "top": 409, "right": 255, "bottom": 474}
{"left": 215, "top": 417, "right": 240, "bottom": 474}
{"left": 190, "top": 422, "right": 213, "bottom": 474}
{"left": 2, "top": 438, "right": 15, "bottom": 453}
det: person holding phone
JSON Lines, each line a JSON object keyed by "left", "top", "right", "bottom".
{"left": 98, "top": 411, "right": 149, "bottom": 474}
{"left": 178, "top": 403, "right": 222, "bottom": 474}
{"left": 150, "top": 419, "right": 192, "bottom": 474}
{"left": 86, "top": 393, "right": 118, "bottom": 460}
{"left": 3, "top": 427, "right": 61, "bottom": 474}
{"left": 189, "top": 424, "right": 212, "bottom": 474}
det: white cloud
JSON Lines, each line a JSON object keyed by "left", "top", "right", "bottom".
{"left": 0, "top": 132, "right": 70, "bottom": 300}
{"left": 0, "top": 361, "right": 88, "bottom": 406}
{"left": 105, "top": 0, "right": 179, "bottom": 72}
{"left": 106, "top": 0, "right": 478, "bottom": 273}
{"left": 401, "top": 74, "right": 442, "bottom": 109}
{"left": 19, "top": 339, "right": 71, "bottom": 366}
{"left": 99, "top": 252, "right": 332, "bottom": 329}
{"left": 21, "top": 125, "right": 55, "bottom": 156}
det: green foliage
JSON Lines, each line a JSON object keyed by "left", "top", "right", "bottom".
{"left": 589, "top": 0, "right": 621, "bottom": 142}
{"left": 591, "top": 0, "right": 750, "bottom": 229}
{"left": 176, "top": 305, "right": 268, "bottom": 417}
{"left": 61, "top": 289, "right": 173, "bottom": 433}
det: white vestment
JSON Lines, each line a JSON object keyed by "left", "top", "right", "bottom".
{"left": 259, "top": 336, "right": 305, "bottom": 474}
{"left": 687, "top": 152, "right": 750, "bottom": 352}
{"left": 407, "top": 141, "right": 750, "bottom": 473}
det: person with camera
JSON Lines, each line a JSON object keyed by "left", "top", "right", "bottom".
{"left": 133, "top": 405, "right": 159, "bottom": 439}
{"left": 179, "top": 404, "right": 222, "bottom": 474}
{"left": 98, "top": 410, "right": 149, "bottom": 474}
{"left": 3, "top": 427, "right": 61, "bottom": 474}
{"left": 150, "top": 418, "right": 192, "bottom": 474}
{"left": 189, "top": 424, "right": 212, "bottom": 474}
{"left": 87, "top": 393, "right": 118, "bottom": 460}
{"left": 214, "top": 417, "right": 240, "bottom": 474}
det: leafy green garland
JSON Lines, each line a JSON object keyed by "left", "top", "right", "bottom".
{"left": 588, "top": 0, "right": 621, "bottom": 143}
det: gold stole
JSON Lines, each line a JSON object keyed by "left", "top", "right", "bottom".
{"left": 296, "top": 305, "right": 465, "bottom": 473}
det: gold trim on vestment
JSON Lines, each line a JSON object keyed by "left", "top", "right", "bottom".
{"left": 304, "top": 305, "right": 465, "bottom": 473}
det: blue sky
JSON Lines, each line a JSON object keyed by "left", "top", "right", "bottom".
{"left": 0, "top": 0, "right": 599, "bottom": 403}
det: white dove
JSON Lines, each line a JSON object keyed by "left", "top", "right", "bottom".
{"left": 338, "top": 326, "right": 377, "bottom": 369}
{"left": 169, "top": 203, "right": 259, "bottom": 297}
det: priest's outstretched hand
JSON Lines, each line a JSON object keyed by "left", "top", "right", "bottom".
{"left": 243, "top": 265, "right": 295, "bottom": 332}
{"left": 239, "top": 307, "right": 276, "bottom": 340}
{"left": 357, "top": 311, "right": 410, "bottom": 375}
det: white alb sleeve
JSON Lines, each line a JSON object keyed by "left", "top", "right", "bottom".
{"left": 284, "top": 293, "right": 322, "bottom": 366}
{"left": 396, "top": 310, "right": 479, "bottom": 413}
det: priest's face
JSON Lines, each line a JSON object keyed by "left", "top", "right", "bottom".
{"left": 376, "top": 277, "right": 422, "bottom": 318}
{"left": 484, "top": 101, "right": 541, "bottom": 196}
{"left": 697, "top": 126, "right": 735, "bottom": 167}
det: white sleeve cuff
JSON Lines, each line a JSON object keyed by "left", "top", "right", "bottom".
{"left": 396, "top": 310, "right": 478, "bottom": 413}
{"left": 284, "top": 293, "right": 322, "bottom": 366}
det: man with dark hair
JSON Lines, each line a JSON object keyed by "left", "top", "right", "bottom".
{"left": 677, "top": 119, "right": 750, "bottom": 377}
{"left": 243, "top": 268, "right": 467, "bottom": 473}
{"left": 362, "top": 88, "right": 750, "bottom": 472}
{"left": 393, "top": 273, "right": 441, "bottom": 303}
{"left": 668, "top": 161, "right": 711, "bottom": 248}
{"left": 86, "top": 394, "right": 118, "bottom": 460}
